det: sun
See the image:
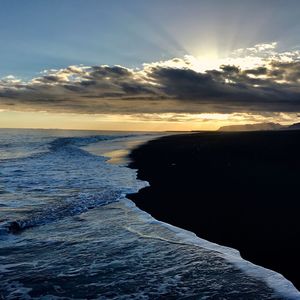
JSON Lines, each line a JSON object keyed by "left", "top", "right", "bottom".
{"left": 184, "top": 53, "right": 221, "bottom": 72}
{"left": 187, "top": 51, "right": 265, "bottom": 73}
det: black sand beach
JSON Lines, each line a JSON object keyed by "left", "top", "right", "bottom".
{"left": 128, "top": 130, "right": 300, "bottom": 289}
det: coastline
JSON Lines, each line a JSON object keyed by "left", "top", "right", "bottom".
{"left": 127, "top": 130, "right": 300, "bottom": 291}
{"left": 1, "top": 129, "right": 299, "bottom": 299}
{"left": 121, "top": 197, "right": 299, "bottom": 299}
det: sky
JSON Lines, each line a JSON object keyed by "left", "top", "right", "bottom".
{"left": 1, "top": 0, "right": 300, "bottom": 131}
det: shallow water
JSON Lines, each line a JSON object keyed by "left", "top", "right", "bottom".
{"left": 0, "top": 129, "right": 299, "bottom": 299}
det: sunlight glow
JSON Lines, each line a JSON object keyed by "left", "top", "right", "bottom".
{"left": 1, "top": 42, "right": 300, "bottom": 131}
{"left": 189, "top": 54, "right": 221, "bottom": 72}
{"left": 188, "top": 53, "right": 264, "bottom": 72}
{"left": 1, "top": 110, "right": 298, "bottom": 132}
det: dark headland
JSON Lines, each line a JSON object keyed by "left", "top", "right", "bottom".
{"left": 128, "top": 130, "right": 300, "bottom": 289}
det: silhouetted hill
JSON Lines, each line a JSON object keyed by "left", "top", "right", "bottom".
{"left": 288, "top": 122, "right": 300, "bottom": 130}
{"left": 218, "top": 122, "right": 283, "bottom": 131}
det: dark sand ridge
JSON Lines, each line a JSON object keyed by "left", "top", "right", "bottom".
{"left": 128, "top": 130, "right": 300, "bottom": 289}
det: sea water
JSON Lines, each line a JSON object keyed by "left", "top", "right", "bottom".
{"left": 0, "top": 129, "right": 299, "bottom": 299}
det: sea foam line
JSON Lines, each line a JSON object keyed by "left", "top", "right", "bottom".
{"left": 121, "top": 197, "right": 300, "bottom": 300}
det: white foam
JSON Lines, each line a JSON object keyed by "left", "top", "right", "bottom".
{"left": 103, "top": 134, "right": 300, "bottom": 299}
{"left": 121, "top": 197, "right": 300, "bottom": 299}
{"left": 2, "top": 131, "right": 299, "bottom": 298}
{"left": 97, "top": 134, "right": 299, "bottom": 298}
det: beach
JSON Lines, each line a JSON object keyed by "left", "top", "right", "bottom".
{"left": 128, "top": 130, "right": 300, "bottom": 289}
{"left": 2, "top": 129, "right": 295, "bottom": 299}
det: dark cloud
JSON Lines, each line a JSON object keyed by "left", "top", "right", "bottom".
{"left": 268, "top": 61, "right": 300, "bottom": 82}
{"left": 1, "top": 60, "right": 300, "bottom": 114}
{"left": 220, "top": 64, "right": 241, "bottom": 74}
{"left": 243, "top": 67, "right": 267, "bottom": 76}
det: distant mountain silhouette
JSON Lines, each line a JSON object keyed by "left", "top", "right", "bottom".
{"left": 218, "top": 122, "right": 284, "bottom": 131}
{"left": 288, "top": 122, "right": 300, "bottom": 130}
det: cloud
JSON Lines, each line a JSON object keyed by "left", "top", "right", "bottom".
{"left": 1, "top": 43, "right": 300, "bottom": 115}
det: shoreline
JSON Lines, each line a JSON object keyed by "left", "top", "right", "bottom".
{"left": 127, "top": 130, "right": 300, "bottom": 291}
{"left": 122, "top": 197, "right": 299, "bottom": 299}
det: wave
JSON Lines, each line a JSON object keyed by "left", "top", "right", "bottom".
{"left": 2, "top": 131, "right": 299, "bottom": 298}
{"left": 0, "top": 133, "right": 148, "bottom": 235}
{"left": 49, "top": 134, "right": 134, "bottom": 150}
{"left": 122, "top": 198, "right": 300, "bottom": 299}
{"left": 0, "top": 190, "right": 123, "bottom": 234}
{"left": 0, "top": 132, "right": 141, "bottom": 162}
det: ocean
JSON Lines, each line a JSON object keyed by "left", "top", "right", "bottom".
{"left": 0, "top": 129, "right": 299, "bottom": 299}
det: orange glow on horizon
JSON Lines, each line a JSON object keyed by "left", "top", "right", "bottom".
{"left": 0, "top": 110, "right": 298, "bottom": 132}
